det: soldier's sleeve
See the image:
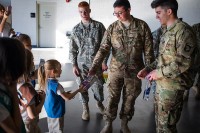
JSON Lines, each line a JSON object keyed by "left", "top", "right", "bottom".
{"left": 152, "top": 28, "right": 161, "bottom": 57}
{"left": 192, "top": 23, "right": 200, "bottom": 68}
{"left": 145, "top": 60, "right": 157, "bottom": 73}
{"left": 91, "top": 28, "right": 112, "bottom": 71}
{"left": 99, "top": 23, "right": 109, "bottom": 65}
{"left": 69, "top": 31, "right": 78, "bottom": 66}
{"left": 143, "top": 23, "right": 155, "bottom": 66}
{"left": 156, "top": 27, "right": 196, "bottom": 78}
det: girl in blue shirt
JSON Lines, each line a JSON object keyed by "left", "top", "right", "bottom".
{"left": 38, "top": 59, "right": 85, "bottom": 133}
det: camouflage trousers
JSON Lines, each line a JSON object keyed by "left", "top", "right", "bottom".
{"left": 155, "top": 84, "right": 184, "bottom": 133}
{"left": 193, "top": 72, "right": 200, "bottom": 89}
{"left": 76, "top": 64, "right": 104, "bottom": 103}
{"left": 103, "top": 70, "right": 142, "bottom": 121}
{"left": 184, "top": 70, "right": 200, "bottom": 97}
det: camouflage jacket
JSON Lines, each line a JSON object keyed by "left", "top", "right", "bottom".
{"left": 152, "top": 26, "right": 166, "bottom": 58}
{"left": 192, "top": 23, "right": 200, "bottom": 68}
{"left": 69, "top": 19, "right": 106, "bottom": 67}
{"left": 91, "top": 16, "right": 154, "bottom": 77}
{"left": 149, "top": 20, "right": 196, "bottom": 89}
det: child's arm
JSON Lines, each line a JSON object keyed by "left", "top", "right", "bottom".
{"left": 60, "top": 86, "right": 85, "bottom": 101}
{"left": 26, "top": 104, "right": 38, "bottom": 119}
{"left": 26, "top": 99, "right": 37, "bottom": 119}
{"left": 26, "top": 91, "right": 45, "bottom": 119}
{"left": 35, "top": 91, "right": 45, "bottom": 114}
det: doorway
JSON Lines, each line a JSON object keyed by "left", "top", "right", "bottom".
{"left": 37, "top": 2, "right": 56, "bottom": 48}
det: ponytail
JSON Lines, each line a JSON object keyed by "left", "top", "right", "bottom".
{"left": 38, "top": 65, "right": 46, "bottom": 91}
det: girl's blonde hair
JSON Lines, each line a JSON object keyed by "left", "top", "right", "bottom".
{"left": 38, "top": 59, "right": 61, "bottom": 91}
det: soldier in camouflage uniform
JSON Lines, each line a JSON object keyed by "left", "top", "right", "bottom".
{"left": 89, "top": 0, "right": 154, "bottom": 132}
{"left": 152, "top": 26, "right": 165, "bottom": 59}
{"left": 191, "top": 23, "right": 200, "bottom": 99}
{"left": 137, "top": 0, "right": 196, "bottom": 133}
{"left": 69, "top": 1, "right": 107, "bottom": 121}
{"left": 151, "top": 25, "right": 166, "bottom": 93}
{"left": 183, "top": 23, "right": 200, "bottom": 101}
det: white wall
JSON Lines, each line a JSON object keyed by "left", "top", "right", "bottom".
{"left": 11, "top": 0, "right": 37, "bottom": 46}
{"left": 9, "top": 0, "right": 200, "bottom": 47}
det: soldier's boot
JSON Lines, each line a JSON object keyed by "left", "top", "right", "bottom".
{"left": 183, "top": 90, "right": 189, "bottom": 101}
{"left": 96, "top": 101, "right": 105, "bottom": 114}
{"left": 100, "top": 120, "right": 113, "bottom": 133}
{"left": 120, "top": 117, "right": 131, "bottom": 133}
{"left": 82, "top": 103, "right": 90, "bottom": 121}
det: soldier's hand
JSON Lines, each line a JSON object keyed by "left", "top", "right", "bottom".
{"left": 137, "top": 68, "right": 148, "bottom": 79}
{"left": 88, "top": 69, "right": 96, "bottom": 76}
{"left": 146, "top": 70, "right": 158, "bottom": 81}
{"left": 102, "top": 63, "right": 108, "bottom": 71}
{"left": 73, "top": 65, "right": 80, "bottom": 77}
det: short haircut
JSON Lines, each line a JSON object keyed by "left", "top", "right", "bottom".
{"left": 151, "top": 0, "right": 178, "bottom": 17}
{"left": 113, "top": 0, "right": 131, "bottom": 10}
{"left": 0, "top": 38, "right": 26, "bottom": 81}
{"left": 78, "top": 1, "right": 90, "bottom": 8}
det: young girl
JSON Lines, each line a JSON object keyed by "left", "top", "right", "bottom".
{"left": 15, "top": 33, "right": 32, "bottom": 50}
{"left": 38, "top": 59, "right": 85, "bottom": 133}
{"left": 15, "top": 33, "right": 37, "bottom": 87}
{"left": 17, "top": 49, "right": 45, "bottom": 133}
{"left": 0, "top": 38, "right": 26, "bottom": 133}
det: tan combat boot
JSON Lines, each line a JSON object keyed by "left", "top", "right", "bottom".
{"left": 96, "top": 101, "right": 105, "bottom": 114}
{"left": 82, "top": 103, "right": 90, "bottom": 121}
{"left": 120, "top": 117, "right": 131, "bottom": 133}
{"left": 100, "top": 120, "right": 113, "bottom": 133}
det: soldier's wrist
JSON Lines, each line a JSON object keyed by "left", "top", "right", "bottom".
{"left": 73, "top": 64, "right": 77, "bottom": 67}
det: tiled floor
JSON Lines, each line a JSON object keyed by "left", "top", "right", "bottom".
{"left": 32, "top": 48, "right": 200, "bottom": 133}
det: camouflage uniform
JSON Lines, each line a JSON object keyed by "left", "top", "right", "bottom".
{"left": 148, "top": 20, "right": 196, "bottom": 133}
{"left": 90, "top": 16, "right": 154, "bottom": 121}
{"left": 69, "top": 19, "right": 106, "bottom": 103}
{"left": 191, "top": 23, "right": 200, "bottom": 97}
{"left": 152, "top": 26, "right": 166, "bottom": 58}
{"left": 151, "top": 26, "right": 166, "bottom": 93}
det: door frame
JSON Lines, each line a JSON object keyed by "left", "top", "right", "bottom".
{"left": 36, "top": 1, "right": 57, "bottom": 48}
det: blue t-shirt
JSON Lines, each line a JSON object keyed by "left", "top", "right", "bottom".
{"left": 44, "top": 79, "right": 65, "bottom": 118}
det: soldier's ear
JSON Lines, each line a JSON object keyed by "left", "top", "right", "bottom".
{"left": 127, "top": 8, "right": 131, "bottom": 13}
{"left": 89, "top": 9, "right": 91, "bottom": 13}
{"left": 166, "top": 8, "right": 172, "bottom": 16}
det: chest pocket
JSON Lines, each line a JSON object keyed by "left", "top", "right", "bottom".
{"left": 111, "top": 30, "right": 123, "bottom": 49}
{"left": 159, "top": 33, "right": 176, "bottom": 56}
{"left": 129, "top": 31, "right": 143, "bottom": 49}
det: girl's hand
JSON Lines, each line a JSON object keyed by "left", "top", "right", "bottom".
{"left": 78, "top": 85, "right": 87, "bottom": 93}
{"left": 66, "top": 90, "right": 72, "bottom": 94}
